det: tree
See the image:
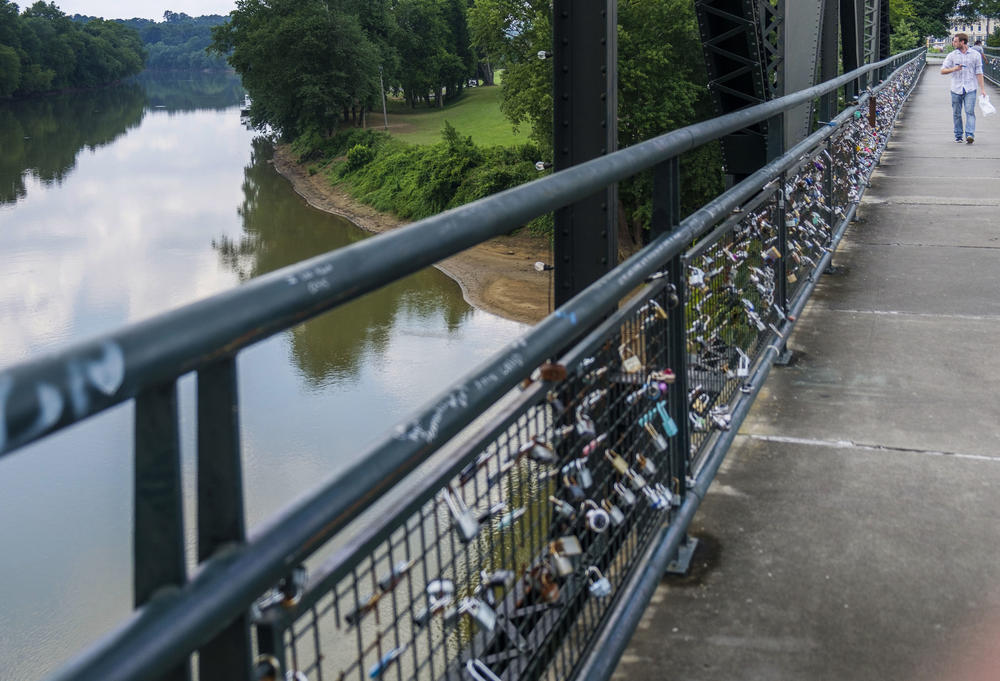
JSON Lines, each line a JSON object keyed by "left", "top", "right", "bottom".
{"left": 890, "top": 18, "right": 922, "bottom": 51}
{"left": 467, "top": 0, "right": 722, "bottom": 245}
{"left": 212, "top": 0, "right": 383, "bottom": 137}
{"left": 910, "top": 0, "right": 960, "bottom": 38}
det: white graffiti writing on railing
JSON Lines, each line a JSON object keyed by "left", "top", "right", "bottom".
{"left": 284, "top": 263, "right": 334, "bottom": 293}
{"left": 0, "top": 341, "right": 125, "bottom": 452}
{"left": 395, "top": 388, "right": 470, "bottom": 444}
{"left": 394, "top": 340, "right": 527, "bottom": 444}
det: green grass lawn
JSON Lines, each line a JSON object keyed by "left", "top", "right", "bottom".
{"left": 382, "top": 85, "right": 529, "bottom": 146}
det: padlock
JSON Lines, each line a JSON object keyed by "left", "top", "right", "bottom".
{"left": 563, "top": 458, "right": 593, "bottom": 488}
{"left": 582, "top": 432, "right": 607, "bottom": 457}
{"left": 587, "top": 566, "right": 612, "bottom": 598}
{"left": 614, "top": 481, "right": 637, "bottom": 507}
{"left": 643, "top": 422, "right": 668, "bottom": 452}
{"left": 441, "top": 485, "right": 479, "bottom": 542}
{"left": 735, "top": 348, "right": 751, "bottom": 378}
{"left": 369, "top": 642, "right": 409, "bottom": 678}
{"left": 477, "top": 501, "right": 507, "bottom": 524}
{"left": 602, "top": 498, "right": 626, "bottom": 525}
{"left": 656, "top": 403, "right": 679, "bottom": 437}
{"left": 605, "top": 449, "right": 629, "bottom": 475}
{"left": 466, "top": 659, "right": 503, "bottom": 681}
{"left": 497, "top": 506, "right": 526, "bottom": 529}
{"left": 459, "top": 597, "right": 497, "bottom": 632}
{"left": 576, "top": 408, "right": 597, "bottom": 437}
{"left": 649, "top": 368, "right": 676, "bottom": 384}
{"left": 536, "top": 566, "right": 561, "bottom": 603}
{"left": 476, "top": 570, "right": 513, "bottom": 607}
{"left": 521, "top": 436, "right": 557, "bottom": 465}
{"left": 636, "top": 453, "right": 657, "bottom": 476}
{"left": 641, "top": 484, "right": 668, "bottom": 510}
{"left": 625, "top": 468, "right": 647, "bottom": 491}
{"left": 551, "top": 535, "right": 582, "bottom": 556}
{"left": 583, "top": 388, "right": 608, "bottom": 409}
{"left": 413, "top": 577, "right": 456, "bottom": 627}
{"left": 549, "top": 495, "right": 577, "bottom": 519}
{"left": 649, "top": 299, "right": 668, "bottom": 319}
{"left": 583, "top": 500, "right": 610, "bottom": 533}
{"left": 562, "top": 473, "right": 585, "bottom": 502}
{"left": 654, "top": 482, "right": 675, "bottom": 507}
{"left": 548, "top": 550, "right": 574, "bottom": 577}
{"left": 619, "top": 343, "right": 643, "bottom": 374}
{"left": 377, "top": 559, "right": 416, "bottom": 592}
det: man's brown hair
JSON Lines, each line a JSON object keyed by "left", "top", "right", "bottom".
{"left": 956, "top": 32, "right": 969, "bottom": 44}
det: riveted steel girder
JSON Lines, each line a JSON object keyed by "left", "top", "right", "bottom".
{"left": 695, "top": 0, "right": 777, "bottom": 177}
{"left": 552, "top": 0, "right": 618, "bottom": 307}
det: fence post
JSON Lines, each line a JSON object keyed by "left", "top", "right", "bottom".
{"left": 652, "top": 157, "right": 694, "bottom": 572}
{"left": 134, "top": 381, "right": 190, "bottom": 681}
{"left": 196, "top": 358, "right": 252, "bottom": 679}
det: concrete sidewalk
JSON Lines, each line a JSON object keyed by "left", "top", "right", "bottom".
{"left": 614, "top": 66, "right": 1000, "bottom": 681}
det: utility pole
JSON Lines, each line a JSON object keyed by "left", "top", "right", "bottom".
{"left": 378, "top": 66, "right": 388, "bottom": 131}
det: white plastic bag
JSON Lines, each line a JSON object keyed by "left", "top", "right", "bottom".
{"left": 979, "top": 94, "right": 996, "bottom": 117}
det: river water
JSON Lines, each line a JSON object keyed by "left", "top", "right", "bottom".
{"left": 0, "top": 72, "right": 527, "bottom": 680}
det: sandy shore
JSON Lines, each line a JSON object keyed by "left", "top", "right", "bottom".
{"left": 271, "top": 145, "right": 552, "bottom": 325}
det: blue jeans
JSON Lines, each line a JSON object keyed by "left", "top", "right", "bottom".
{"left": 952, "top": 90, "right": 977, "bottom": 139}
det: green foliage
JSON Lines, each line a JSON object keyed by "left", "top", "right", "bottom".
{"left": 468, "top": 0, "right": 725, "bottom": 245}
{"left": 211, "top": 0, "right": 384, "bottom": 138}
{"left": 990, "top": 24, "right": 1000, "bottom": 46}
{"left": 890, "top": 18, "right": 922, "bottom": 53}
{"left": 909, "top": 0, "right": 960, "bottom": 38}
{"left": 296, "top": 123, "right": 546, "bottom": 231}
{"left": 115, "top": 13, "right": 230, "bottom": 70}
{"left": 0, "top": 1, "right": 145, "bottom": 97}
{"left": 345, "top": 143, "right": 376, "bottom": 172}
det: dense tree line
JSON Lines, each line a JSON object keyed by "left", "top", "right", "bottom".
{"left": 0, "top": 0, "right": 145, "bottom": 98}
{"left": 116, "top": 12, "right": 230, "bottom": 71}
{"left": 210, "top": 0, "right": 476, "bottom": 139}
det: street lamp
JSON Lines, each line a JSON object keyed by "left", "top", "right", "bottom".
{"left": 378, "top": 66, "right": 389, "bottom": 131}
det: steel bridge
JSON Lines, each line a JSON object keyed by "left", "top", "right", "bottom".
{"left": 2, "top": 2, "right": 995, "bottom": 681}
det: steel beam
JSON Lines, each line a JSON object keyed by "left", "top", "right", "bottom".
{"left": 819, "top": 0, "right": 839, "bottom": 122}
{"left": 782, "top": 0, "right": 825, "bottom": 148}
{"left": 841, "top": 0, "right": 862, "bottom": 96}
{"left": 552, "top": 0, "right": 618, "bottom": 307}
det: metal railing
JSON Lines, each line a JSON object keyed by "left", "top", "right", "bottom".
{"left": 983, "top": 45, "right": 1000, "bottom": 83}
{"left": 1, "top": 47, "right": 925, "bottom": 681}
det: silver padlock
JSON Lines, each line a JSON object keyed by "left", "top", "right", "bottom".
{"left": 441, "top": 485, "right": 479, "bottom": 543}
{"left": 576, "top": 408, "right": 596, "bottom": 436}
{"left": 459, "top": 597, "right": 497, "bottom": 632}
{"left": 614, "top": 481, "right": 636, "bottom": 507}
{"left": 413, "top": 578, "right": 455, "bottom": 627}
{"left": 654, "top": 482, "right": 675, "bottom": 507}
{"left": 735, "top": 347, "right": 751, "bottom": 377}
{"left": 602, "top": 498, "right": 626, "bottom": 525}
{"left": 466, "top": 659, "right": 503, "bottom": 681}
{"left": 641, "top": 484, "right": 668, "bottom": 510}
{"left": 625, "top": 468, "right": 647, "bottom": 491}
{"left": 550, "top": 495, "right": 577, "bottom": 519}
{"left": 587, "top": 566, "right": 612, "bottom": 598}
{"left": 583, "top": 500, "right": 610, "bottom": 533}
{"left": 521, "top": 436, "right": 558, "bottom": 464}
{"left": 644, "top": 422, "right": 668, "bottom": 452}
{"left": 636, "top": 453, "right": 657, "bottom": 476}
{"left": 563, "top": 459, "right": 593, "bottom": 489}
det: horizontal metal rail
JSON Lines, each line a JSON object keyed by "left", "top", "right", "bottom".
{"left": 31, "top": 47, "right": 925, "bottom": 681}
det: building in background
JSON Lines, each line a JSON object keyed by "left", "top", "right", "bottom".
{"left": 947, "top": 15, "right": 998, "bottom": 45}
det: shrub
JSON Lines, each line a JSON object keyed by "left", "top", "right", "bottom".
{"left": 345, "top": 144, "right": 376, "bottom": 172}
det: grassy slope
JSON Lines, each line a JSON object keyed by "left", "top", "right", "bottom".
{"left": 381, "top": 85, "right": 527, "bottom": 146}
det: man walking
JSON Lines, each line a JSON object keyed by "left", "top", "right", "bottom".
{"left": 942, "top": 33, "right": 986, "bottom": 143}
{"left": 972, "top": 39, "right": 985, "bottom": 56}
